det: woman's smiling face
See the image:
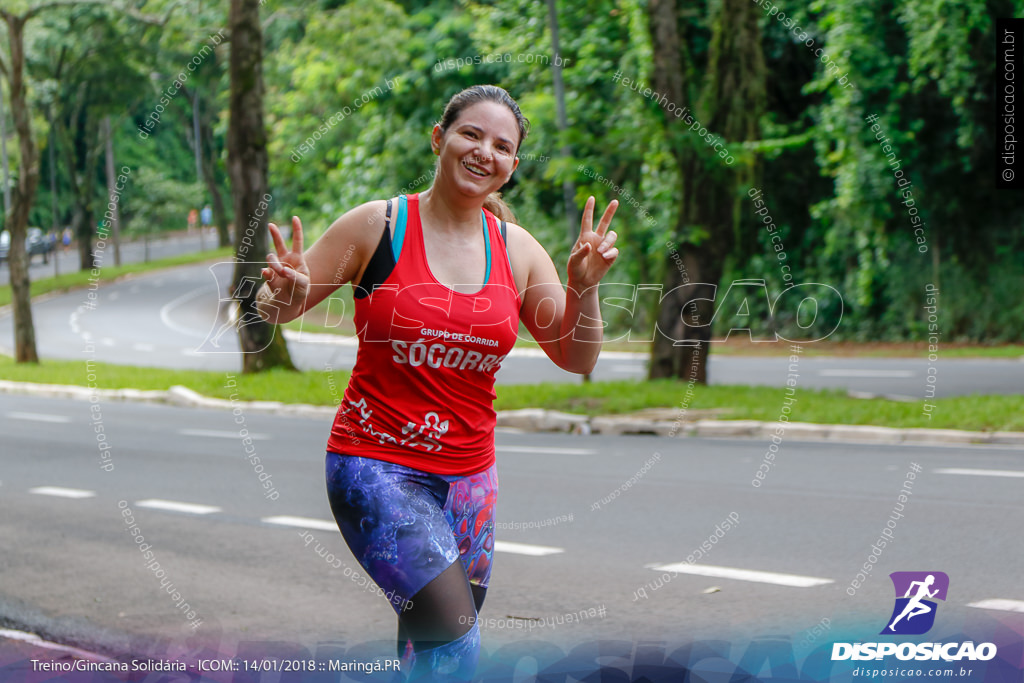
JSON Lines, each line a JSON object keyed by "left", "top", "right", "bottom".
{"left": 433, "top": 100, "right": 521, "bottom": 199}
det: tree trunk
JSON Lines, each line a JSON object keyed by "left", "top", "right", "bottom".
{"left": 0, "top": 73, "right": 11, "bottom": 215}
{"left": 227, "top": 0, "right": 294, "bottom": 373}
{"left": 58, "top": 86, "right": 99, "bottom": 271}
{"left": 546, "top": 0, "right": 578, "bottom": 244}
{"left": 182, "top": 84, "right": 231, "bottom": 248}
{"left": 649, "top": 243, "right": 721, "bottom": 381}
{"left": 71, "top": 141, "right": 98, "bottom": 271}
{"left": 103, "top": 115, "right": 122, "bottom": 266}
{"left": 199, "top": 108, "right": 230, "bottom": 248}
{"left": 2, "top": 12, "right": 40, "bottom": 363}
{"left": 646, "top": 0, "right": 765, "bottom": 382}
{"left": 48, "top": 107, "right": 61, "bottom": 277}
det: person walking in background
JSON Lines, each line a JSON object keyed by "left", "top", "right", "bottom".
{"left": 187, "top": 208, "right": 198, "bottom": 232}
{"left": 254, "top": 84, "right": 619, "bottom": 681}
{"left": 201, "top": 204, "right": 212, "bottom": 231}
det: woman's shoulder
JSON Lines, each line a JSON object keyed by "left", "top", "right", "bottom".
{"left": 306, "top": 200, "right": 396, "bottom": 277}
{"left": 500, "top": 221, "right": 554, "bottom": 290}
{"left": 338, "top": 198, "right": 393, "bottom": 226}
{"left": 502, "top": 221, "right": 546, "bottom": 256}
{"left": 320, "top": 199, "right": 394, "bottom": 242}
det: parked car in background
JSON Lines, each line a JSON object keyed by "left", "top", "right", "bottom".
{"left": 0, "top": 228, "right": 57, "bottom": 265}
{"left": 27, "top": 228, "right": 57, "bottom": 264}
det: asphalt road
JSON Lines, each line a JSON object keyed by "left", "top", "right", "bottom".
{"left": 0, "top": 230, "right": 217, "bottom": 281}
{"left": 2, "top": 260, "right": 1023, "bottom": 395}
{"left": 1, "top": 392, "right": 1021, "bottom": 667}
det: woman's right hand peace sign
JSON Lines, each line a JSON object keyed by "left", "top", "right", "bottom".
{"left": 262, "top": 216, "right": 310, "bottom": 304}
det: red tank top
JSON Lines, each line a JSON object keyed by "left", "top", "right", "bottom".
{"left": 326, "top": 194, "right": 521, "bottom": 475}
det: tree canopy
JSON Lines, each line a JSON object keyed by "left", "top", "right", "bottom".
{"left": 2, "top": 0, "right": 1020, "bottom": 370}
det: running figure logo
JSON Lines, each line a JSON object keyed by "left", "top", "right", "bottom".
{"left": 881, "top": 571, "right": 949, "bottom": 635}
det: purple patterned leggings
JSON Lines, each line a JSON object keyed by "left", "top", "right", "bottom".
{"left": 324, "top": 451, "right": 497, "bottom": 615}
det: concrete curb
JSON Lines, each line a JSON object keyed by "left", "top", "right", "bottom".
{"left": 1, "top": 379, "right": 1022, "bottom": 446}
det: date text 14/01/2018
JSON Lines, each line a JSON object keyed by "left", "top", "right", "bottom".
{"left": 195, "top": 659, "right": 401, "bottom": 673}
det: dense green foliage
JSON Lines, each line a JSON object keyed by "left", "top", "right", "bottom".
{"left": 2, "top": 0, "right": 1021, "bottom": 342}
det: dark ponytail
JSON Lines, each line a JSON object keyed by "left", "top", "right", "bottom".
{"left": 436, "top": 85, "right": 530, "bottom": 224}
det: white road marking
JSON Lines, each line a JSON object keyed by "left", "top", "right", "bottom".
{"left": 496, "top": 446, "right": 595, "bottom": 455}
{"left": 7, "top": 412, "right": 71, "bottom": 423}
{"left": 505, "top": 347, "right": 643, "bottom": 359}
{"left": 29, "top": 486, "right": 96, "bottom": 499}
{"left": 178, "top": 429, "right": 269, "bottom": 440}
{"left": 262, "top": 517, "right": 563, "bottom": 556}
{"left": 494, "top": 541, "right": 564, "bottom": 556}
{"left": 847, "top": 390, "right": 918, "bottom": 402}
{"left": 262, "top": 516, "right": 338, "bottom": 531}
{"left": 650, "top": 562, "right": 834, "bottom": 587}
{"left": 282, "top": 329, "right": 358, "bottom": 345}
{"left": 101, "top": 338, "right": 115, "bottom": 347}
{"left": 159, "top": 286, "right": 217, "bottom": 338}
{"left": 818, "top": 369, "right": 914, "bottom": 378}
{"left": 135, "top": 499, "right": 221, "bottom": 515}
{"left": 968, "top": 599, "right": 1024, "bottom": 613}
{"left": 935, "top": 468, "right": 1024, "bottom": 478}
{"left": 133, "top": 343, "right": 155, "bottom": 352}
{"left": 0, "top": 629, "right": 117, "bottom": 663}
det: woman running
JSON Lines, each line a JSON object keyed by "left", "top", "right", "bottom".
{"left": 255, "top": 85, "right": 619, "bottom": 680}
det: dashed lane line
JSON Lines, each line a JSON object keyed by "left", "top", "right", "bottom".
{"left": 496, "top": 446, "right": 595, "bottom": 455}
{"left": 17, "top": 495, "right": 564, "bottom": 560}
{"left": 649, "top": 562, "right": 834, "bottom": 587}
{"left": 261, "top": 516, "right": 565, "bottom": 556}
{"left": 134, "top": 499, "right": 221, "bottom": 515}
{"left": 262, "top": 515, "right": 339, "bottom": 532}
{"left": 967, "top": 599, "right": 1024, "bottom": 613}
{"left": 818, "top": 369, "right": 914, "bottom": 378}
{"left": 10, "top": 488, "right": 1020, "bottom": 600}
{"left": 935, "top": 467, "right": 1024, "bottom": 478}
{"left": 7, "top": 412, "right": 72, "bottom": 423}
{"left": 493, "top": 541, "right": 564, "bottom": 556}
{"left": 178, "top": 428, "right": 270, "bottom": 440}
{"left": 29, "top": 486, "right": 95, "bottom": 499}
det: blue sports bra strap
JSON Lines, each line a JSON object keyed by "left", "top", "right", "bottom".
{"left": 481, "top": 210, "right": 492, "bottom": 285}
{"left": 392, "top": 195, "right": 408, "bottom": 261}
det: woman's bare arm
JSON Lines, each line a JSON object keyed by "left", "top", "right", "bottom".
{"left": 255, "top": 200, "right": 387, "bottom": 325}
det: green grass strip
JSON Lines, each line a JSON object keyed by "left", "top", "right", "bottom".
{"left": 2, "top": 355, "right": 1021, "bottom": 432}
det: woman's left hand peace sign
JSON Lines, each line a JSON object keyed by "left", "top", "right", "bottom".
{"left": 567, "top": 196, "right": 619, "bottom": 289}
